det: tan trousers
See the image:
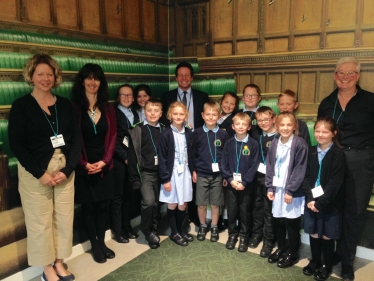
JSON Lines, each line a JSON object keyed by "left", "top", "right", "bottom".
{"left": 18, "top": 149, "right": 75, "bottom": 266}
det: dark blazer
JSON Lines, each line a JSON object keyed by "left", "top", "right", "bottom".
{"left": 158, "top": 126, "right": 194, "bottom": 184}
{"left": 160, "top": 88, "right": 209, "bottom": 129}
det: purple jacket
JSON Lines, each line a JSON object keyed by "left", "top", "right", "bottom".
{"left": 265, "top": 135, "right": 308, "bottom": 197}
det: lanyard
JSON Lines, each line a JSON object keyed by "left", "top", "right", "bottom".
{"left": 235, "top": 140, "right": 244, "bottom": 173}
{"left": 316, "top": 161, "right": 323, "bottom": 186}
{"left": 146, "top": 124, "right": 161, "bottom": 156}
{"left": 275, "top": 145, "right": 286, "bottom": 178}
{"left": 175, "top": 134, "right": 186, "bottom": 164}
{"left": 88, "top": 116, "right": 97, "bottom": 135}
{"left": 40, "top": 99, "right": 59, "bottom": 137}
{"left": 332, "top": 95, "right": 344, "bottom": 124}
{"left": 206, "top": 131, "right": 217, "bottom": 163}
{"left": 259, "top": 134, "right": 276, "bottom": 165}
{"left": 178, "top": 91, "right": 192, "bottom": 112}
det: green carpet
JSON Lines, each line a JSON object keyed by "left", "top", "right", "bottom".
{"left": 100, "top": 238, "right": 339, "bottom": 281}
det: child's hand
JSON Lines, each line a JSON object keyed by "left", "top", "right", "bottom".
{"left": 223, "top": 179, "right": 228, "bottom": 187}
{"left": 284, "top": 194, "right": 293, "bottom": 204}
{"left": 163, "top": 182, "right": 172, "bottom": 192}
{"left": 236, "top": 183, "right": 245, "bottom": 191}
{"left": 230, "top": 180, "right": 239, "bottom": 188}
{"left": 267, "top": 191, "right": 274, "bottom": 201}
{"left": 307, "top": 201, "right": 319, "bottom": 212}
{"left": 192, "top": 171, "right": 197, "bottom": 183}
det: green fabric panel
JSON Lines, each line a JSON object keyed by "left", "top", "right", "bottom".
{"left": 306, "top": 121, "right": 317, "bottom": 146}
{"left": 210, "top": 79, "right": 237, "bottom": 95}
{"left": 259, "top": 99, "right": 280, "bottom": 115}
{"left": 8, "top": 157, "right": 18, "bottom": 177}
{"left": 0, "top": 119, "right": 14, "bottom": 158}
{"left": 191, "top": 80, "right": 211, "bottom": 94}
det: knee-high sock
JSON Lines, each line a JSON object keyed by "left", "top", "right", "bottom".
{"left": 322, "top": 239, "right": 335, "bottom": 268}
{"left": 167, "top": 208, "right": 178, "bottom": 236}
{"left": 309, "top": 236, "right": 322, "bottom": 264}
{"left": 176, "top": 209, "right": 186, "bottom": 234}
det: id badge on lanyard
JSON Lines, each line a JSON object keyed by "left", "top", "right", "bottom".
{"left": 50, "top": 134, "right": 65, "bottom": 148}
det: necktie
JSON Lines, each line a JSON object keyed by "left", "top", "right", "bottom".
{"left": 182, "top": 91, "right": 187, "bottom": 106}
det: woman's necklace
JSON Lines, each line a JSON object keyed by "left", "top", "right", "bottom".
{"left": 338, "top": 91, "right": 357, "bottom": 109}
{"left": 89, "top": 106, "right": 97, "bottom": 121}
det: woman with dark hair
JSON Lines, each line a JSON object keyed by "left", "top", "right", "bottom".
{"left": 72, "top": 63, "right": 117, "bottom": 264}
{"left": 133, "top": 84, "right": 152, "bottom": 122}
{"left": 9, "top": 53, "right": 80, "bottom": 281}
{"left": 110, "top": 84, "right": 139, "bottom": 243}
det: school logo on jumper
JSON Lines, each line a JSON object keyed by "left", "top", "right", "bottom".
{"left": 214, "top": 139, "right": 222, "bottom": 146}
{"left": 252, "top": 119, "right": 257, "bottom": 125}
{"left": 242, "top": 146, "right": 250, "bottom": 155}
{"left": 266, "top": 141, "right": 272, "bottom": 148}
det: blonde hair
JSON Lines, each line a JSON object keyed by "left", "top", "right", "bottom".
{"left": 203, "top": 101, "right": 220, "bottom": 114}
{"left": 232, "top": 112, "right": 251, "bottom": 125}
{"left": 167, "top": 101, "right": 189, "bottom": 121}
{"left": 278, "top": 89, "right": 298, "bottom": 102}
{"left": 276, "top": 111, "right": 299, "bottom": 136}
{"left": 23, "top": 53, "right": 62, "bottom": 88}
{"left": 335, "top": 57, "right": 360, "bottom": 73}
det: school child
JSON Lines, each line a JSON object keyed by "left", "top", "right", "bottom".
{"left": 302, "top": 117, "right": 345, "bottom": 281}
{"left": 218, "top": 91, "right": 239, "bottom": 138}
{"left": 249, "top": 106, "right": 278, "bottom": 257}
{"left": 221, "top": 112, "right": 260, "bottom": 252}
{"left": 127, "top": 99, "right": 165, "bottom": 249}
{"left": 277, "top": 89, "right": 311, "bottom": 146}
{"left": 265, "top": 112, "right": 308, "bottom": 268}
{"left": 193, "top": 102, "right": 229, "bottom": 242}
{"left": 240, "top": 84, "right": 262, "bottom": 138}
{"left": 159, "top": 102, "right": 194, "bottom": 246}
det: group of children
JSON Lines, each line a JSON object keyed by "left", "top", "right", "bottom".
{"left": 125, "top": 84, "right": 343, "bottom": 281}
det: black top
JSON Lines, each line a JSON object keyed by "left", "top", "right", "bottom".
{"left": 218, "top": 114, "right": 235, "bottom": 138}
{"left": 8, "top": 93, "right": 81, "bottom": 179}
{"left": 318, "top": 86, "right": 374, "bottom": 149}
{"left": 297, "top": 119, "right": 311, "bottom": 147}
{"left": 141, "top": 124, "right": 162, "bottom": 171}
{"left": 253, "top": 132, "right": 278, "bottom": 164}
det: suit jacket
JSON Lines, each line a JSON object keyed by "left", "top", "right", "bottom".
{"left": 161, "top": 88, "right": 209, "bottom": 129}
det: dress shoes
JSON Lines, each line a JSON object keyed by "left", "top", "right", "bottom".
{"left": 145, "top": 232, "right": 160, "bottom": 244}
{"left": 170, "top": 233, "right": 188, "bottom": 246}
{"left": 314, "top": 266, "right": 332, "bottom": 281}
{"left": 226, "top": 235, "right": 238, "bottom": 250}
{"left": 260, "top": 244, "right": 273, "bottom": 258}
{"left": 248, "top": 235, "right": 262, "bottom": 249}
{"left": 42, "top": 272, "right": 62, "bottom": 281}
{"left": 124, "top": 229, "right": 139, "bottom": 239}
{"left": 238, "top": 237, "right": 249, "bottom": 252}
{"left": 197, "top": 226, "right": 208, "bottom": 241}
{"left": 114, "top": 231, "right": 129, "bottom": 243}
{"left": 102, "top": 247, "right": 115, "bottom": 259}
{"left": 341, "top": 264, "right": 355, "bottom": 281}
{"left": 302, "top": 260, "right": 320, "bottom": 276}
{"left": 181, "top": 232, "right": 194, "bottom": 242}
{"left": 148, "top": 242, "right": 160, "bottom": 249}
{"left": 268, "top": 249, "right": 285, "bottom": 264}
{"left": 210, "top": 226, "right": 219, "bottom": 242}
{"left": 92, "top": 248, "right": 106, "bottom": 264}
{"left": 277, "top": 253, "right": 299, "bottom": 268}
{"left": 53, "top": 266, "right": 75, "bottom": 281}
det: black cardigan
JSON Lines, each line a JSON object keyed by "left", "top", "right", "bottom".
{"left": 158, "top": 126, "right": 194, "bottom": 184}
{"left": 304, "top": 144, "right": 345, "bottom": 212}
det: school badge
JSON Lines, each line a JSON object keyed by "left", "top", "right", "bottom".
{"left": 252, "top": 119, "right": 257, "bottom": 125}
{"left": 266, "top": 141, "right": 272, "bottom": 148}
{"left": 242, "top": 145, "right": 250, "bottom": 155}
{"left": 214, "top": 139, "right": 222, "bottom": 146}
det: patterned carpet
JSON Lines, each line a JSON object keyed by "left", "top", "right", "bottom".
{"left": 99, "top": 237, "right": 339, "bottom": 281}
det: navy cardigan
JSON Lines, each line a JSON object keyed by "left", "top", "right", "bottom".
{"left": 158, "top": 126, "right": 194, "bottom": 184}
{"left": 265, "top": 135, "right": 308, "bottom": 197}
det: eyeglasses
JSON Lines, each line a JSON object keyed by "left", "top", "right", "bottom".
{"left": 335, "top": 71, "right": 358, "bottom": 77}
{"left": 243, "top": 94, "right": 259, "bottom": 99}
{"left": 257, "top": 118, "right": 272, "bottom": 124}
{"left": 119, "top": 94, "right": 133, "bottom": 98}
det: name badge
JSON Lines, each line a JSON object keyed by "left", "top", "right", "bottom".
{"left": 272, "top": 176, "right": 285, "bottom": 187}
{"left": 123, "top": 136, "right": 129, "bottom": 147}
{"left": 50, "top": 134, "right": 65, "bottom": 148}
{"left": 257, "top": 163, "right": 266, "bottom": 174}
{"left": 312, "top": 185, "right": 324, "bottom": 198}
{"left": 186, "top": 123, "right": 194, "bottom": 130}
{"left": 154, "top": 156, "right": 158, "bottom": 166}
{"left": 233, "top": 173, "right": 242, "bottom": 182}
{"left": 178, "top": 163, "right": 184, "bottom": 174}
{"left": 212, "top": 163, "right": 220, "bottom": 172}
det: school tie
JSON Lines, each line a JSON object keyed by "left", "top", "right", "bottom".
{"left": 182, "top": 91, "right": 187, "bottom": 106}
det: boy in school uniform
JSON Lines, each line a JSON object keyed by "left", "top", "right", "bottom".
{"left": 221, "top": 112, "right": 260, "bottom": 252}
{"left": 249, "top": 106, "right": 278, "bottom": 257}
{"left": 239, "top": 84, "right": 262, "bottom": 138}
{"left": 193, "top": 102, "right": 229, "bottom": 242}
{"left": 128, "top": 99, "right": 165, "bottom": 249}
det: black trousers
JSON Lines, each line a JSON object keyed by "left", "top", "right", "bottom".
{"left": 251, "top": 176, "right": 275, "bottom": 244}
{"left": 139, "top": 170, "right": 160, "bottom": 236}
{"left": 110, "top": 159, "right": 134, "bottom": 233}
{"left": 227, "top": 185, "right": 253, "bottom": 238}
{"left": 339, "top": 149, "right": 374, "bottom": 265}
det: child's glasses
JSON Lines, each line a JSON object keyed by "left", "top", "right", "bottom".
{"left": 243, "top": 94, "right": 259, "bottom": 99}
{"left": 257, "top": 118, "right": 272, "bottom": 124}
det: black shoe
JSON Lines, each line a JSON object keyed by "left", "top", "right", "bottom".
{"left": 92, "top": 247, "right": 106, "bottom": 264}
{"left": 226, "top": 235, "right": 238, "bottom": 250}
{"left": 332, "top": 253, "right": 342, "bottom": 266}
{"left": 268, "top": 249, "right": 285, "bottom": 264}
{"left": 303, "top": 260, "right": 320, "bottom": 276}
{"left": 148, "top": 242, "right": 160, "bottom": 249}
{"left": 277, "top": 253, "right": 299, "bottom": 268}
{"left": 248, "top": 235, "right": 262, "bottom": 249}
{"left": 341, "top": 264, "right": 355, "bottom": 281}
{"left": 170, "top": 233, "right": 188, "bottom": 246}
{"left": 197, "top": 226, "right": 208, "bottom": 241}
{"left": 260, "top": 244, "right": 273, "bottom": 258}
{"left": 124, "top": 229, "right": 139, "bottom": 239}
{"left": 101, "top": 245, "right": 115, "bottom": 259}
{"left": 181, "top": 232, "right": 194, "bottom": 242}
{"left": 42, "top": 272, "right": 63, "bottom": 281}
{"left": 210, "top": 226, "right": 219, "bottom": 242}
{"left": 114, "top": 231, "right": 129, "bottom": 243}
{"left": 238, "top": 237, "right": 249, "bottom": 252}
{"left": 314, "top": 266, "right": 332, "bottom": 281}
{"left": 145, "top": 232, "right": 160, "bottom": 244}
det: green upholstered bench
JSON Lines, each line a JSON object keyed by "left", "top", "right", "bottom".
{"left": 0, "top": 119, "right": 17, "bottom": 177}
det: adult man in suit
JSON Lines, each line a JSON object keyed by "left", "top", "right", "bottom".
{"left": 161, "top": 61, "right": 209, "bottom": 227}
{"left": 161, "top": 61, "right": 209, "bottom": 130}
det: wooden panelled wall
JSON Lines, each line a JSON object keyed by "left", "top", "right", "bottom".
{"left": 0, "top": 0, "right": 170, "bottom": 46}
